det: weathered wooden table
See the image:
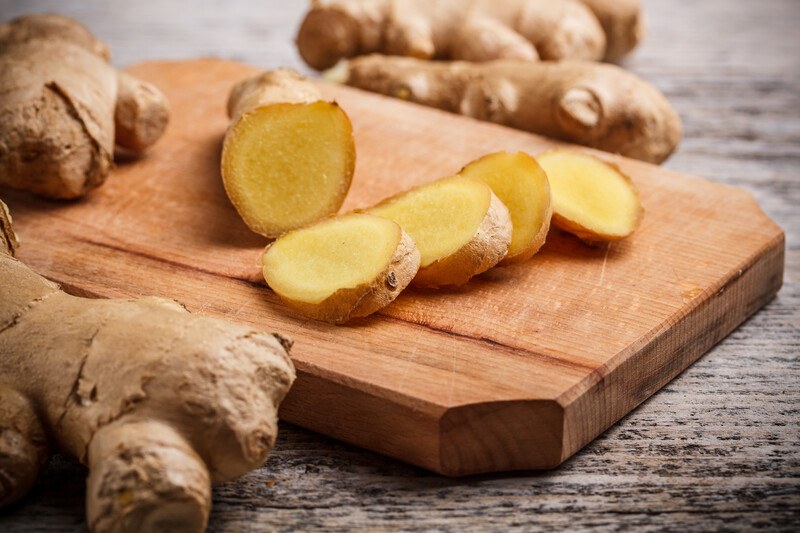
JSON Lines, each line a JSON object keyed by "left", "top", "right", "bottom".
{"left": 1, "top": 0, "right": 798, "bottom": 530}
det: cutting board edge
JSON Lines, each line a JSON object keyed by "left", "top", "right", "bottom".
{"left": 280, "top": 369, "right": 567, "bottom": 476}
{"left": 559, "top": 229, "right": 785, "bottom": 461}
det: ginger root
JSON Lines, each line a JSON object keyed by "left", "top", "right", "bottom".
{"left": 262, "top": 213, "right": 420, "bottom": 324}
{"left": 341, "top": 56, "right": 682, "bottom": 164}
{"left": 459, "top": 152, "right": 552, "bottom": 264}
{"left": 537, "top": 149, "right": 643, "bottom": 244}
{"left": 368, "top": 175, "right": 512, "bottom": 288}
{"left": 0, "top": 14, "right": 170, "bottom": 199}
{"left": 222, "top": 69, "right": 356, "bottom": 237}
{"left": 580, "top": 0, "right": 644, "bottom": 61}
{"left": 298, "top": 0, "right": 608, "bottom": 70}
{"left": 0, "top": 200, "right": 295, "bottom": 532}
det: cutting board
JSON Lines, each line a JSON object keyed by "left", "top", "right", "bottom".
{"left": 3, "top": 59, "right": 784, "bottom": 476}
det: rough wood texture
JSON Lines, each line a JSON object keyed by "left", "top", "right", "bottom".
{"left": 0, "top": 0, "right": 798, "bottom": 531}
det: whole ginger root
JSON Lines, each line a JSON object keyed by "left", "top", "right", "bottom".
{"left": 297, "top": 0, "right": 644, "bottom": 70}
{"left": 0, "top": 200, "right": 295, "bottom": 532}
{"left": 341, "top": 56, "right": 682, "bottom": 164}
{"left": 0, "top": 14, "right": 170, "bottom": 199}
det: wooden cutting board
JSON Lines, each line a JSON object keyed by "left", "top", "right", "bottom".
{"left": 3, "top": 59, "right": 784, "bottom": 476}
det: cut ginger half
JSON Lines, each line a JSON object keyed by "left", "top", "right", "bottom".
{"left": 222, "top": 101, "right": 355, "bottom": 237}
{"left": 459, "top": 151, "right": 553, "bottom": 265}
{"left": 537, "top": 149, "right": 643, "bottom": 244}
{"left": 367, "top": 175, "right": 512, "bottom": 288}
{"left": 262, "top": 213, "right": 420, "bottom": 324}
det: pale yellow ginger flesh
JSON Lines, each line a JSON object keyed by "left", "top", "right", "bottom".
{"left": 537, "top": 149, "right": 643, "bottom": 244}
{"left": 262, "top": 214, "right": 420, "bottom": 324}
{"left": 459, "top": 151, "right": 552, "bottom": 264}
{"left": 222, "top": 101, "right": 355, "bottom": 237}
{"left": 371, "top": 178, "right": 488, "bottom": 268}
{"left": 368, "top": 176, "right": 512, "bottom": 288}
{"left": 264, "top": 215, "right": 402, "bottom": 304}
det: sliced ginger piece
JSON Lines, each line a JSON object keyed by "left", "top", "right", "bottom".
{"left": 368, "top": 176, "right": 512, "bottom": 288}
{"left": 537, "top": 149, "right": 643, "bottom": 244}
{"left": 459, "top": 151, "right": 552, "bottom": 265}
{"left": 222, "top": 70, "right": 356, "bottom": 238}
{"left": 222, "top": 102, "right": 355, "bottom": 237}
{"left": 262, "top": 214, "right": 419, "bottom": 324}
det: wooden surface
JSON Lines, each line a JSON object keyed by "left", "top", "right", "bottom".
{"left": 2, "top": 56, "right": 785, "bottom": 477}
{"left": 0, "top": 0, "right": 798, "bottom": 531}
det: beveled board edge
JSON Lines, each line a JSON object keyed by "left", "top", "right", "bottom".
{"left": 559, "top": 229, "right": 785, "bottom": 462}
{"left": 280, "top": 229, "right": 783, "bottom": 477}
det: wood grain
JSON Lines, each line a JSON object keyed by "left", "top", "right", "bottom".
{"left": 1, "top": 57, "right": 785, "bottom": 478}
{"left": 0, "top": 0, "right": 797, "bottom": 531}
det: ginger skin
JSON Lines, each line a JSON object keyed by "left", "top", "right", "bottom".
{"left": 0, "top": 14, "right": 170, "bottom": 199}
{"left": 227, "top": 69, "right": 324, "bottom": 123}
{"left": 297, "top": 0, "right": 607, "bottom": 70}
{"left": 0, "top": 200, "right": 295, "bottom": 532}
{"left": 298, "top": 0, "right": 643, "bottom": 69}
{"left": 342, "top": 56, "right": 682, "bottom": 164}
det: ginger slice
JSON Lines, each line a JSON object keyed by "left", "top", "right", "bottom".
{"left": 368, "top": 176, "right": 512, "bottom": 288}
{"left": 459, "top": 151, "right": 552, "bottom": 264}
{"left": 537, "top": 149, "right": 643, "bottom": 244}
{"left": 222, "top": 101, "right": 355, "bottom": 238}
{"left": 262, "top": 214, "right": 419, "bottom": 324}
